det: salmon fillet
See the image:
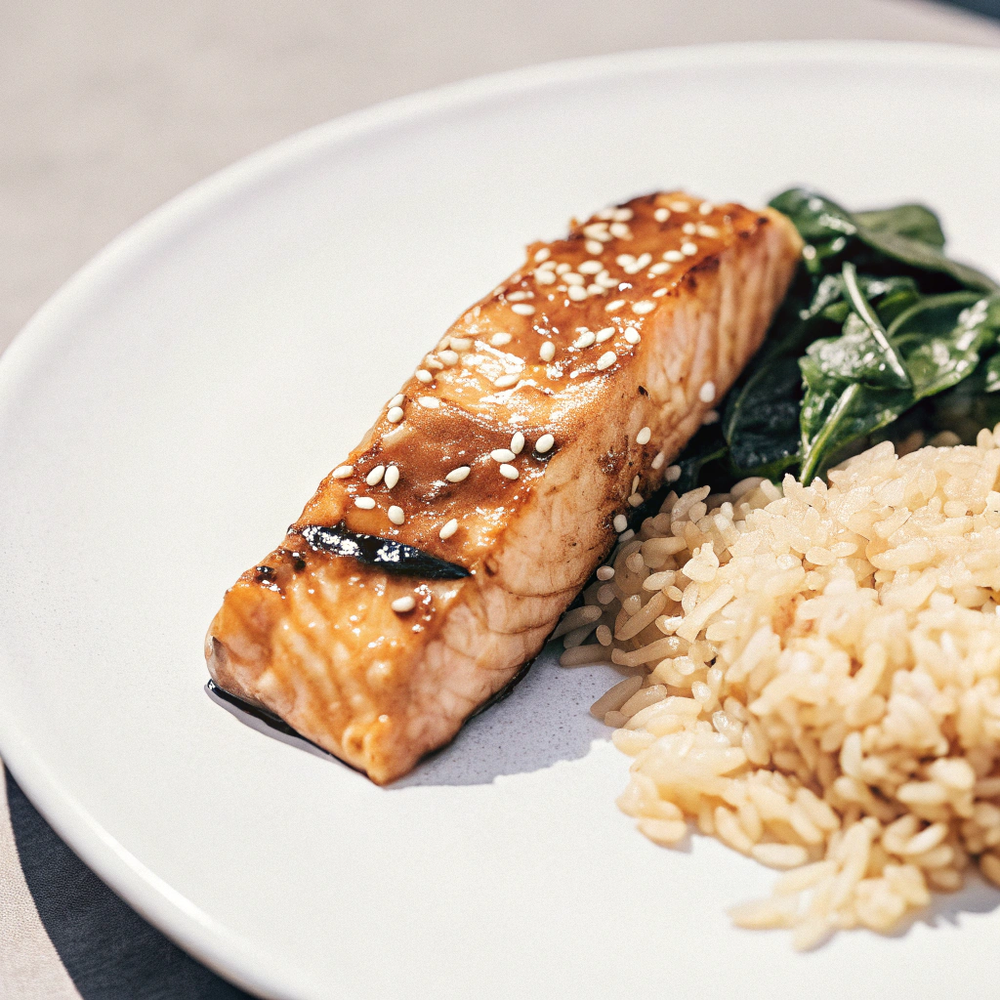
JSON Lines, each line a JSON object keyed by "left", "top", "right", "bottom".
{"left": 206, "top": 192, "right": 803, "bottom": 783}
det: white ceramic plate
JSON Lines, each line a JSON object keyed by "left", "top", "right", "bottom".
{"left": 2, "top": 41, "right": 1000, "bottom": 1000}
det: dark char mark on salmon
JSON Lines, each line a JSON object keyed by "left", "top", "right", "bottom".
{"left": 296, "top": 523, "right": 470, "bottom": 579}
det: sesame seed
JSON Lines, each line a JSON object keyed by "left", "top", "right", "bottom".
{"left": 511, "top": 303, "right": 535, "bottom": 316}
{"left": 619, "top": 528, "right": 635, "bottom": 542}
{"left": 616, "top": 253, "right": 635, "bottom": 268}
{"left": 578, "top": 259, "right": 603, "bottom": 274}
{"left": 699, "top": 381, "right": 717, "bottom": 403}
{"left": 613, "top": 207, "right": 634, "bottom": 221}
{"left": 535, "top": 269, "right": 556, "bottom": 285}
{"left": 389, "top": 393, "right": 405, "bottom": 407}
{"left": 355, "top": 497, "right": 376, "bottom": 509}
{"left": 669, "top": 200, "right": 691, "bottom": 212}
{"left": 624, "top": 328, "right": 641, "bottom": 345}
{"left": 609, "top": 221, "right": 631, "bottom": 238}
{"left": 540, "top": 341, "right": 555, "bottom": 362}
{"left": 582, "top": 222, "right": 609, "bottom": 240}
{"left": 628, "top": 494, "right": 643, "bottom": 507}
{"left": 595, "top": 326, "right": 615, "bottom": 343}
{"left": 491, "top": 448, "right": 516, "bottom": 462}
{"left": 450, "top": 337, "right": 472, "bottom": 351}
{"left": 445, "top": 466, "right": 470, "bottom": 483}
{"left": 605, "top": 299, "right": 625, "bottom": 312}
{"left": 490, "top": 332, "right": 512, "bottom": 346}
{"left": 631, "top": 301, "right": 655, "bottom": 315}
{"left": 665, "top": 464, "right": 682, "bottom": 483}
{"left": 384, "top": 465, "right": 400, "bottom": 489}
{"left": 597, "top": 351, "right": 616, "bottom": 370}
{"left": 439, "top": 518, "right": 458, "bottom": 540}
{"left": 574, "top": 331, "right": 596, "bottom": 349}
{"left": 564, "top": 272, "right": 585, "bottom": 285}
{"left": 681, "top": 242, "right": 698, "bottom": 256}
{"left": 596, "top": 565, "right": 615, "bottom": 581}
{"left": 682, "top": 222, "right": 697, "bottom": 235}
{"left": 652, "top": 288, "right": 667, "bottom": 298}
{"left": 651, "top": 451, "right": 666, "bottom": 470}
{"left": 697, "top": 224, "right": 719, "bottom": 237}
{"left": 635, "top": 252, "right": 652, "bottom": 270}
{"left": 649, "top": 261, "right": 671, "bottom": 277}
{"left": 534, "top": 247, "right": 551, "bottom": 262}
{"left": 567, "top": 285, "right": 588, "bottom": 302}
{"left": 388, "top": 505, "right": 405, "bottom": 525}
{"left": 507, "top": 290, "right": 530, "bottom": 302}
{"left": 702, "top": 409, "right": 720, "bottom": 425}
{"left": 440, "top": 350, "right": 460, "bottom": 365}
{"left": 499, "top": 464, "right": 519, "bottom": 480}
{"left": 493, "top": 373, "right": 519, "bottom": 389}
{"left": 555, "top": 263, "right": 571, "bottom": 275}
{"left": 636, "top": 426, "right": 651, "bottom": 445}
{"left": 510, "top": 432, "right": 525, "bottom": 455}
{"left": 366, "top": 465, "right": 385, "bottom": 486}
{"left": 585, "top": 239, "right": 604, "bottom": 255}
{"left": 415, "top": 369, "right": 433, "bottom": 383}
{"left": 391, "top": 595, "right": 416, "bottom": 613}
{"left": 613, "top": 513, "right": 628, "bottom": 532}
{"left": 699, "top": 201, "right": 713, "bottom": 215}
{"left": 332, "top": 465, "right": 354, "bottom": 479}
{"left": 663, "top": 250, "right": 684, "bottom": 262}
{"left": 596, "top": 208, "right": 616, "bottom": 220}
{"left": 417, "top": 396, "right": 439, "bottom": 409}
{"left": 425, "top": 357, "right": 444, "bottom": 370}
{"left": 587, "top": 283, "right": 605, "bottom": 296}
{"left": 597, "top": 272, "right": 618, "bottom": 289}
{"left": 387, "top": 406, "right": 404, "bottom": 423}
{"left": 535, "top": 433, "right": 555, "bottom": 454}
{"left": 653, "top": 207, "right": 671, "bottom": 222}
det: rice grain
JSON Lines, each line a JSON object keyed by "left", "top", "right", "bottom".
{"left": 560, "top": 428, "right": 1000, "bottom": 946}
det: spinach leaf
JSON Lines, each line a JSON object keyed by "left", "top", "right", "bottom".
{"left": 853, "top": 204, "right": 945, "bottom": 249}
{"left": 769, "top": 188, "right": 999, "bottom": 293}
{"left": 723, "top": 353, "right": 802, "bottom": 479}
{"left": 672, "top": 189, "right": 1000, "bottom": 494}
{"left": 860, "top": 227, "right": 999, "bottom": 294}
{"left": 671, "top": 425, "right": 729, "bottom": 495}
{"left": 984, "top": 353, "right": 1000, "bottom": 393}
{"left": 889, "top": 292, "right": 999, "bottom": 400}
{"left": 798, "top": 380, "right": 913, "bottom": 484}
{"left": 768, "top": 189, "right": 857, "bottom": 274}
{"left": 719, "top": 271, "right": 919, "bottom": 480}
{"left": 841, "top": 262, "right": 911, "bottom": 387}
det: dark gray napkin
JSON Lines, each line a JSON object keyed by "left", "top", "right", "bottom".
{"left": 6, "top": 771, "right": 253, "bottom": 1000}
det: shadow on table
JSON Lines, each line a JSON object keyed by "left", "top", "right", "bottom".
{"left": 7, "top": 771, "right": 254, "bottom": 1000}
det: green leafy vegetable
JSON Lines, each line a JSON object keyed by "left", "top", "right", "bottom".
{"left": 672, "top": 187, "right": 1000, "bottom": 487}
{"left": 854, "top": 204, "right": 945, "bottom": 248}
{"left": 769, "top": 188, "right": 998, "bottom": 293}
{"left": 890, "top": 292, "right": 994, "bottom": 400}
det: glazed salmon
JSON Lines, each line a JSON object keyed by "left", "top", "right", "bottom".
{"left": 206, "top": 192, "right": 803, "bottom": 783}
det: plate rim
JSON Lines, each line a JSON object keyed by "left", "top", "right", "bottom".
{"left": 3, "top": 39, "right": 1000, "bottom": 999}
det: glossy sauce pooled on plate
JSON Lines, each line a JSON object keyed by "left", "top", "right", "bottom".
{"left": 206, "top": 192, "right": 803, "bottom": 783}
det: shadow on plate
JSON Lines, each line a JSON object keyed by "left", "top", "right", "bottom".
{"left": 892, "top": 873, "right": 1000, "bottom": 937}
{"left": 207, "top": 643, "right": 618, "bottom": 787}
{"left": 6, "top": 770, "right": 254, "bottom": 999}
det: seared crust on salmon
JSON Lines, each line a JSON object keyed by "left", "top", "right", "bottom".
{"left": 206, "top": 193, "right": 803, "bottom": 783}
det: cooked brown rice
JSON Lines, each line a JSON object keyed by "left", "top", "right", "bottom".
{"left": 562, "top": 425, "right": 1000, "bottom": 948}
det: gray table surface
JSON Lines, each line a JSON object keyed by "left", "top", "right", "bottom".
{"left": 4, "top": 1, "right": 1000, "bottom": 996}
